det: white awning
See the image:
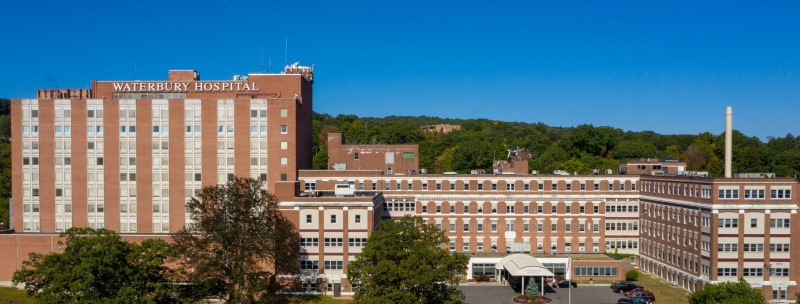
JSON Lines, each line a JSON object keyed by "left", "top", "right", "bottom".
{"left": 495, "top": 253, "right": 555, "bottom": 277}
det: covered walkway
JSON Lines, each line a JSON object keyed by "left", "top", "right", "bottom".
{"left": 494, "top": 254, "right": 555, "bottom": 295}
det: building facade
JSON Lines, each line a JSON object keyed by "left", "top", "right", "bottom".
{"left": 3, "top": 68, "right": 799, "bottom": 302}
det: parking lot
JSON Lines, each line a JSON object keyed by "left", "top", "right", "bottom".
{"left": 460, "top": 283, "right": 625, "bottom": 304}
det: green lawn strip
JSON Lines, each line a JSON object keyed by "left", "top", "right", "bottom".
{"left": 0, "top": 286, "right": 35, "bottom": 304}
{"left": 633, "top": 273, "right": 690, "bottom": 304}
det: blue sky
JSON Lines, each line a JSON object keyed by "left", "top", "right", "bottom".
{"left": 1, "top": 1, "right": 798, "bottom": 140}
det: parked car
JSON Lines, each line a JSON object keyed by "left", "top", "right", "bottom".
{"left": 611, "top": 280, "right": 626, "bottom": 289}
{"left": 624, "top": 287, "right": 647, "bottom": 296}
{"left": 629, "top": 291, "right": 656, "bottom": 302}
{"left": 618, "top": 298, "right": 652, "bottom": 304}
{"left": 614, "top": 283, "right": 642, "bottom": 293}
{"left": 552, "top": 280, "right": 578, "bottom": 288}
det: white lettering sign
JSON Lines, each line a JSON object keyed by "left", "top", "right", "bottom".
{"left": 112, "top": 82, "right": 259, "bottom": 93}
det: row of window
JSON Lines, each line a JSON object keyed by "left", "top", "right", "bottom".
{"left": 573, "top": 266, "right": 618, "bottom": 277}
{"left": 717, "top": 218, "right": 791, "bottom": 228}
{"left": 719, "top": 188, "right": 792, "bottom": 199}
{"left": 718, "top": 268, "right": 790, "bottom": 277}
{"left": 304, "top": 214, "right": 362, "bottom": 224}
{"left": 440, "top": 221, "right": 602, "bottom": 233}
{"left": 299, "top": 260, "right": 343, "bottom": 270}
{"left": 421, "top": 204, "right": 604, "bottom": 215}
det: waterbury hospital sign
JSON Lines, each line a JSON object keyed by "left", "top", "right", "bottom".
{"left": 112, "top": 82, "right": 260, "bottom": 93}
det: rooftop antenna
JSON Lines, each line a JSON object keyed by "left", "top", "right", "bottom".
{"left": 259, "top": 47, "right": 265, "bottom": 72}
{"left": 284, "top": 37, "right": 288, "bottom": 67}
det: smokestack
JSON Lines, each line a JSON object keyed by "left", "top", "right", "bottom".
{"left": 725, "top": 106, "right": 733, "bottom": 178}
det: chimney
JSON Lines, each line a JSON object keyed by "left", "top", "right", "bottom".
{"left": 725, "top": 106, "right": 733, "bottom": 178}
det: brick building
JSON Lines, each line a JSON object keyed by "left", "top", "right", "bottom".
{"left": 3, "top": 70, "right": 799, "bottom": 301}
{"left": 326, "top": 133, "right": 419, "bottom": 175}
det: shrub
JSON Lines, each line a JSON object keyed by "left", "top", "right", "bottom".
{"left": 625, "top": 270, "right": 640, "bottom": 281}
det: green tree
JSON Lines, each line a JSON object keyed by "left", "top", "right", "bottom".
{"left": 688, "top": 279, "right": 766, "bottom": 304}
{"left": 171, "top": 177, "right": 300, "bottom": 303}
{"left": 525, "top": 279, "right": 541, "bottom": 297}
{"left": 613, "top": 140, "right": 658, "bottom": 160}
{"left": 347, "top": 215, "right": 469, "bottom": 304}
{"left": 625, "top": 270, "right": 640, "bottom": 281}
{"left": 12, "top": 227, "right": 177, "bottom": 303}
{"left": 0, "top": 138, "right": 10, "bottom": 230}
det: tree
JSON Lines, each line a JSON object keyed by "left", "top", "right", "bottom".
{"left": 625, "top": 270, "right": 640, "bottom": 281}
{"left": 171, "top": 177, "right": 300, "bottom": 303}
{"left": 525, "top": 279, "right": 541, "bottom": 297}
{"left": 12, "top": 227, "right": 177, "bottom": 303}
{"left": 347, "top": 215, "right": 469, "bottom": 304}
{"left": 688, "top": 279, "right": 766, "bottom": 304}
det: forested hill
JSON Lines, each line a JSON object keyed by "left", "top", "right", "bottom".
{"left": 311, "top": 112, "right": 800, "bottom": 178}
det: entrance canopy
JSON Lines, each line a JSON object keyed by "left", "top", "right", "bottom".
{"left": 494, "top": 254, "right": 555, "bottom": 277}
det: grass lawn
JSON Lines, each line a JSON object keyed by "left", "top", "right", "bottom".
{"left": 0, "top": 286, "right": 35, "bottom": 304}
{"left": 632, "top": 272, "right": 690, "bottom": 304}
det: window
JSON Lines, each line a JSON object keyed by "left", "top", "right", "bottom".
{"left": 718, "top": 189, "right": 739, "bottom": 199}
{"left": 323, "top": 238, "right": 343, "bottom": 247}
{"left": 463, "top": 223, "right": 469, "bottom": 232}
{"left": 450, "top": 183, "right": 456, "bottom": 191}
{"left": 330, "top": 214, "right": 337, "bottom": 224}
{"left": 477, "top": 184, "right": 483, "bottom": 191}
{"left": 280, "top": 108, "right": 288, "bottom": 118}
{"left": 565, "top": 206, "right": 571, "bottom": 214}
{"left": 300, "top": 238, "right": 318, "bottom": 247}
{"left": 742, "top": 268, "right": 762, "bottom": 277}
{"left": 537, "top": 223, "right": 543, "bottom": 232}
{"left": 463, "top": 205, "right": 469, "bottom": 213}
{"left": 717, "top": 218, "right": 738, "bottom": 228}
{"left": 355, "top": 215, "right": 361, "bottom": 223}
{"left": 718, "top": 243, "right": 738, "bottom": 252}
{"left": 506, "top": 205, "right": 515, "bottom": 214}
{"left": 300, "top": 260, "right": 319, "bottom": 270}
{"left": 551, "top": 183, "right": 557, "bottom": 191}
{"left": 770, "top": 243, "right": 790, "bottom": 252}
{"left": 280, "top": 125, "right": 288, "bottom": 134}
{"left": 744, "top": 189, "right": 765, "bottom": 199}
{"left": 449, "top": 205, "right": 455, "bottom": 213}
{"left": 770, "top": 218, "right": 790, "bottom": 228}
{"left": 771, "top": 189, "right": 792, "bottom": 199}
{"left": 579, "top": 206, "right": 585, "bottom": 214}
{"left": 492, "top": 183, "right": 497, "bottom": 191}
{"left": 594, "top": 183, "right": 600, "bottom": 191}
{"left": 349, "top": 238, "right": 367, "bottom": 247}
{"left": 551, "top": 205, "right": 557, "bottom": 214}
{"left": 580, "top": 183, "right": 586, "bottom": 191}
{"left": 743, "top": 243, "right": 763, "bottom": 252}
{"left": 538, "top": 183, "right": 544, "bottom": 191}
{"left": 770, "top": 268, "right": 790, "bottom": 277}
{"left": 477, "top": 223, "right": 483, "bottom": 232}
{"left": 449, "top": 223, "right": 456, "bottom": 232}
{"left": 324, "top": 261, "right": 344, "bottom": 270}
{"left": 464, "top": 183, "right": 470, "bottom": 191}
